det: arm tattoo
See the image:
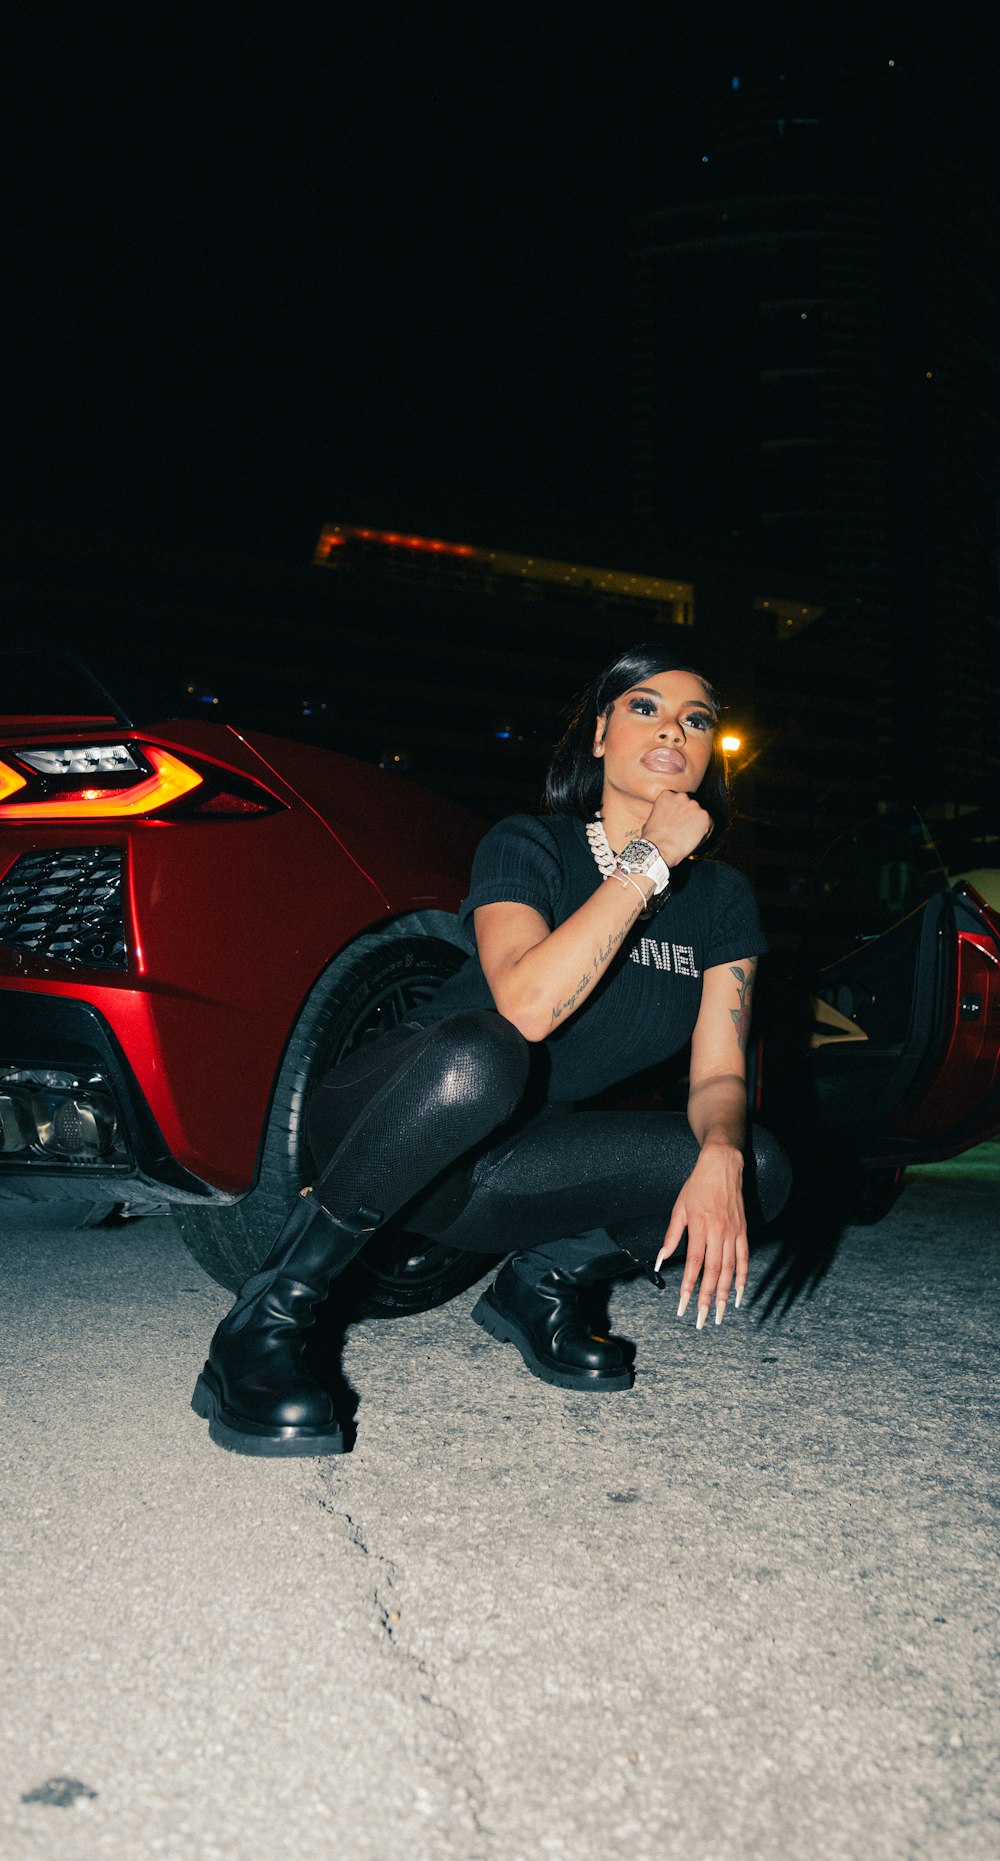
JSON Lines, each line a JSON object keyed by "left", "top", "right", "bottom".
{"left": 550, "top": 897, "right": 644, "bottom": 1024}
{"left": 593, "top": 911, "right": 637, "bottom": 972}
{"left": 728, "top": 960, "right": 756, "bottom": 1053}
{"left": 551, "top": 969, "right": 593, "bottom": 1023}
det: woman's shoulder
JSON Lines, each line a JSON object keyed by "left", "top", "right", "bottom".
{"left": 476, "top": 812, "right": 581, "bottom": 859}
{"left": 683, "top": 857, "right": 767, "bottom": 959}
{"left": 689, "top": 856, "right": 756, "bottom": 897}
{"left": 463, "top": 813, "right": 580, "bottom": 927}
{"left": 680, "top": 856, "right": 761, "bottom": 922}
{"left": 488, "top": 810, "right": 580, "bottom": 837}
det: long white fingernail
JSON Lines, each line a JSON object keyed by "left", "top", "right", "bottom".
{"left": 696, "top": 1310, "right": 706, "bottom": 1331}
{"left": 677, "top": 1293, "right": 689, "bottom": 1318}
{"left": 715, "top": 1309, "right": 724, "bottom": 1326}
{"left": 735, "top": 1287, "right": 743, "bottom": 1309}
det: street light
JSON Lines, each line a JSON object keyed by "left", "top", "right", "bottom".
{"left": 721, "top": 734, "right": 742, "bottom": 754}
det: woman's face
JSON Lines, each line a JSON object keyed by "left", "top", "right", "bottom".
{"left": 592, "top": 669, "right": 717, "bottom": 811}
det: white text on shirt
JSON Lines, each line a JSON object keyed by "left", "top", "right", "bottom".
{"left": 629, "top": 939, "right": 700, "bottom": 977}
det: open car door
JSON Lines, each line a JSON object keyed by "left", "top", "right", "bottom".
{"left": 754, "top": 808, "right": 1000, "bottom": 1221}
{"left": 812, "top": 879, "right": 1000, "bottom": 1165}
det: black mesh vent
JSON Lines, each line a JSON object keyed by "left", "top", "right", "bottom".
{"left": 0, "top": 848, "right": 127, "bottom": 969}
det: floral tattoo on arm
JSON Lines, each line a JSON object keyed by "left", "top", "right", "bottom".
{"left": 728, "top": 959, "right": 757, "bottom": 1054}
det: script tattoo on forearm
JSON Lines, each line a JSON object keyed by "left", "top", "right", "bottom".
{"left": 728, "top": 961, "right": 756, "bottom": 1053}
{"left": 550, "top": 899, "right": 644, "bottom": 1024}
{"left": 551, "top": 968, "right": 593, "bottom": 1022}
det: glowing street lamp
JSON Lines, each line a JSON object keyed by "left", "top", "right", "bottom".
{"left": 721, "top": 733, "right": 742, "bottom": 754}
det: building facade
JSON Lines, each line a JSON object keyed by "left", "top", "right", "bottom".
{"left": 630, "top": 62, "right": 1000, "bottom": 943}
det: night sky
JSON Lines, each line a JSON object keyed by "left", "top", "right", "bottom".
{"left": 9, "top": 7, "right": 997, "bottom": 569}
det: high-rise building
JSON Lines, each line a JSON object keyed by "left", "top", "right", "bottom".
{"left": 630, "top": 62, "right": 1000, "bottom": 942}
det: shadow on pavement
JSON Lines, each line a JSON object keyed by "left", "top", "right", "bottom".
{"left": 749, "top": 1128, "right": 866, "bottom": 1322}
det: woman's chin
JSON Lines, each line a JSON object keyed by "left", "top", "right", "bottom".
{"left": 613, "top": 774, "right": 688, "bottom": 807}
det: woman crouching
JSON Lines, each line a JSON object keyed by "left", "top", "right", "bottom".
{"left": 193, "top": 644, "right": 791, "bottom": 1454}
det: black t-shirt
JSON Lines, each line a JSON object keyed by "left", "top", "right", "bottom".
{"left": 419, "top": 813, "right": 768, "bottom": 1103}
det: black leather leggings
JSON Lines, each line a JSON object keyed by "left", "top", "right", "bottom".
{"left": 307, "top": 1012, "right": 791, "bottom": 1277}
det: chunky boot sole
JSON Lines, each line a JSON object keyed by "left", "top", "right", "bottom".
{"left": 191, "top": 1367, "right": 346, "bottom": 1457}
{"left": 471, "top": 1289, "right": 633, "bottom": 1392}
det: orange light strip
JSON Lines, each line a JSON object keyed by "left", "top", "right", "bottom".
{"left": 0, "top": 764, "right": 27, "bottom": 803}
{"left": 315, "top": 524, "right": 475, "bottom": 561}
{"left": 355, "top": 527, "right": 475, "bottom": 556}
{"left": 0, "top": 746, "right": 203, "bottom": 820}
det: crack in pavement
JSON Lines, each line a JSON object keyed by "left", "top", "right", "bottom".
{"left": 313, "top": 1479, "right": 493, "bottom": 1852}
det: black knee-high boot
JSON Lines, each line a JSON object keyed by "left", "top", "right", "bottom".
{"left": 192, "top": 1190, "right": 381, "bottom": 1456}
{"left": 472, "top": 1237, "right": 633, "bottom": 1391}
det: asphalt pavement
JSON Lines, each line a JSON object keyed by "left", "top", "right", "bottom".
{"left": 2, "top": 1166, "right": 998, "bottom": 1861}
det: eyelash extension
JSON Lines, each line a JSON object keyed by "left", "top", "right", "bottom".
{"left": 628, "top": 699, "right": 714, "bottom": 729}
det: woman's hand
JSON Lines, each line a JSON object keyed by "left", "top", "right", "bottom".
{"left": 641, "top": 788, "right": 714, "bottom": 866}
{"left": 655, "top": 1143, "right": 748, "bottom": 1326}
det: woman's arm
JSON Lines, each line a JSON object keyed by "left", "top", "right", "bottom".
{"left": 475, "top": 791, "right": 713, "bottom": 1041}
{"left": 656, "top": 956, "right": 758, "bottom": 1325}
{"left": 473, "top": 886, "right": 646, "bottom": 1043}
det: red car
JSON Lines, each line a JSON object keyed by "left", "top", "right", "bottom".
{"left": 0, "top": 650, "right": 481, "bottom": 1312}
{"left": 2, "top": 653, "right": 998, "bottom": 1303}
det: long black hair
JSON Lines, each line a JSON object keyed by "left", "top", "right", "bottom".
{"left": 542, "top": 642, "right": 732, "bottom": 842}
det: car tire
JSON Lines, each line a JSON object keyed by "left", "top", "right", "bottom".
{"left": 173, "top": 913, "right": 497, "bottom": 1315}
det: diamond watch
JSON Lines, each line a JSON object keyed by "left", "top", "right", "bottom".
{"left": 615, "top": 838, "right": 671, "bottom": 897}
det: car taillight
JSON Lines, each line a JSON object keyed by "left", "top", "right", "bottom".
{"left": 0, "top": 742, "right": 282, "bottom": 821}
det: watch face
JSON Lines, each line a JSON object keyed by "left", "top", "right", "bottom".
{"left": 621, "top": 839, "right": 657, "bottom": 869}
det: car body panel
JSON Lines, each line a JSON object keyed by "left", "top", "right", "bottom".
{"left": 0, "top": 716, "right": 477, "bottom": 1196}
{"left": 230, "top": 727, "right": 485, "bottom": 909}
{"left": 896, "top": 919, "right": 1000, "bottom": 1147}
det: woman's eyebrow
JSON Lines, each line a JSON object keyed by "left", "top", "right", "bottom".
{"left": 626, "top": 686, "right": 717, "bottom": 714}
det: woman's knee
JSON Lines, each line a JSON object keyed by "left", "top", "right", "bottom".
{"left": 432, "top": 1011, "right": 530, "bottom": 1119}
{"left": 306, "top": 1014, "right": 526, "bottom": 1169}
